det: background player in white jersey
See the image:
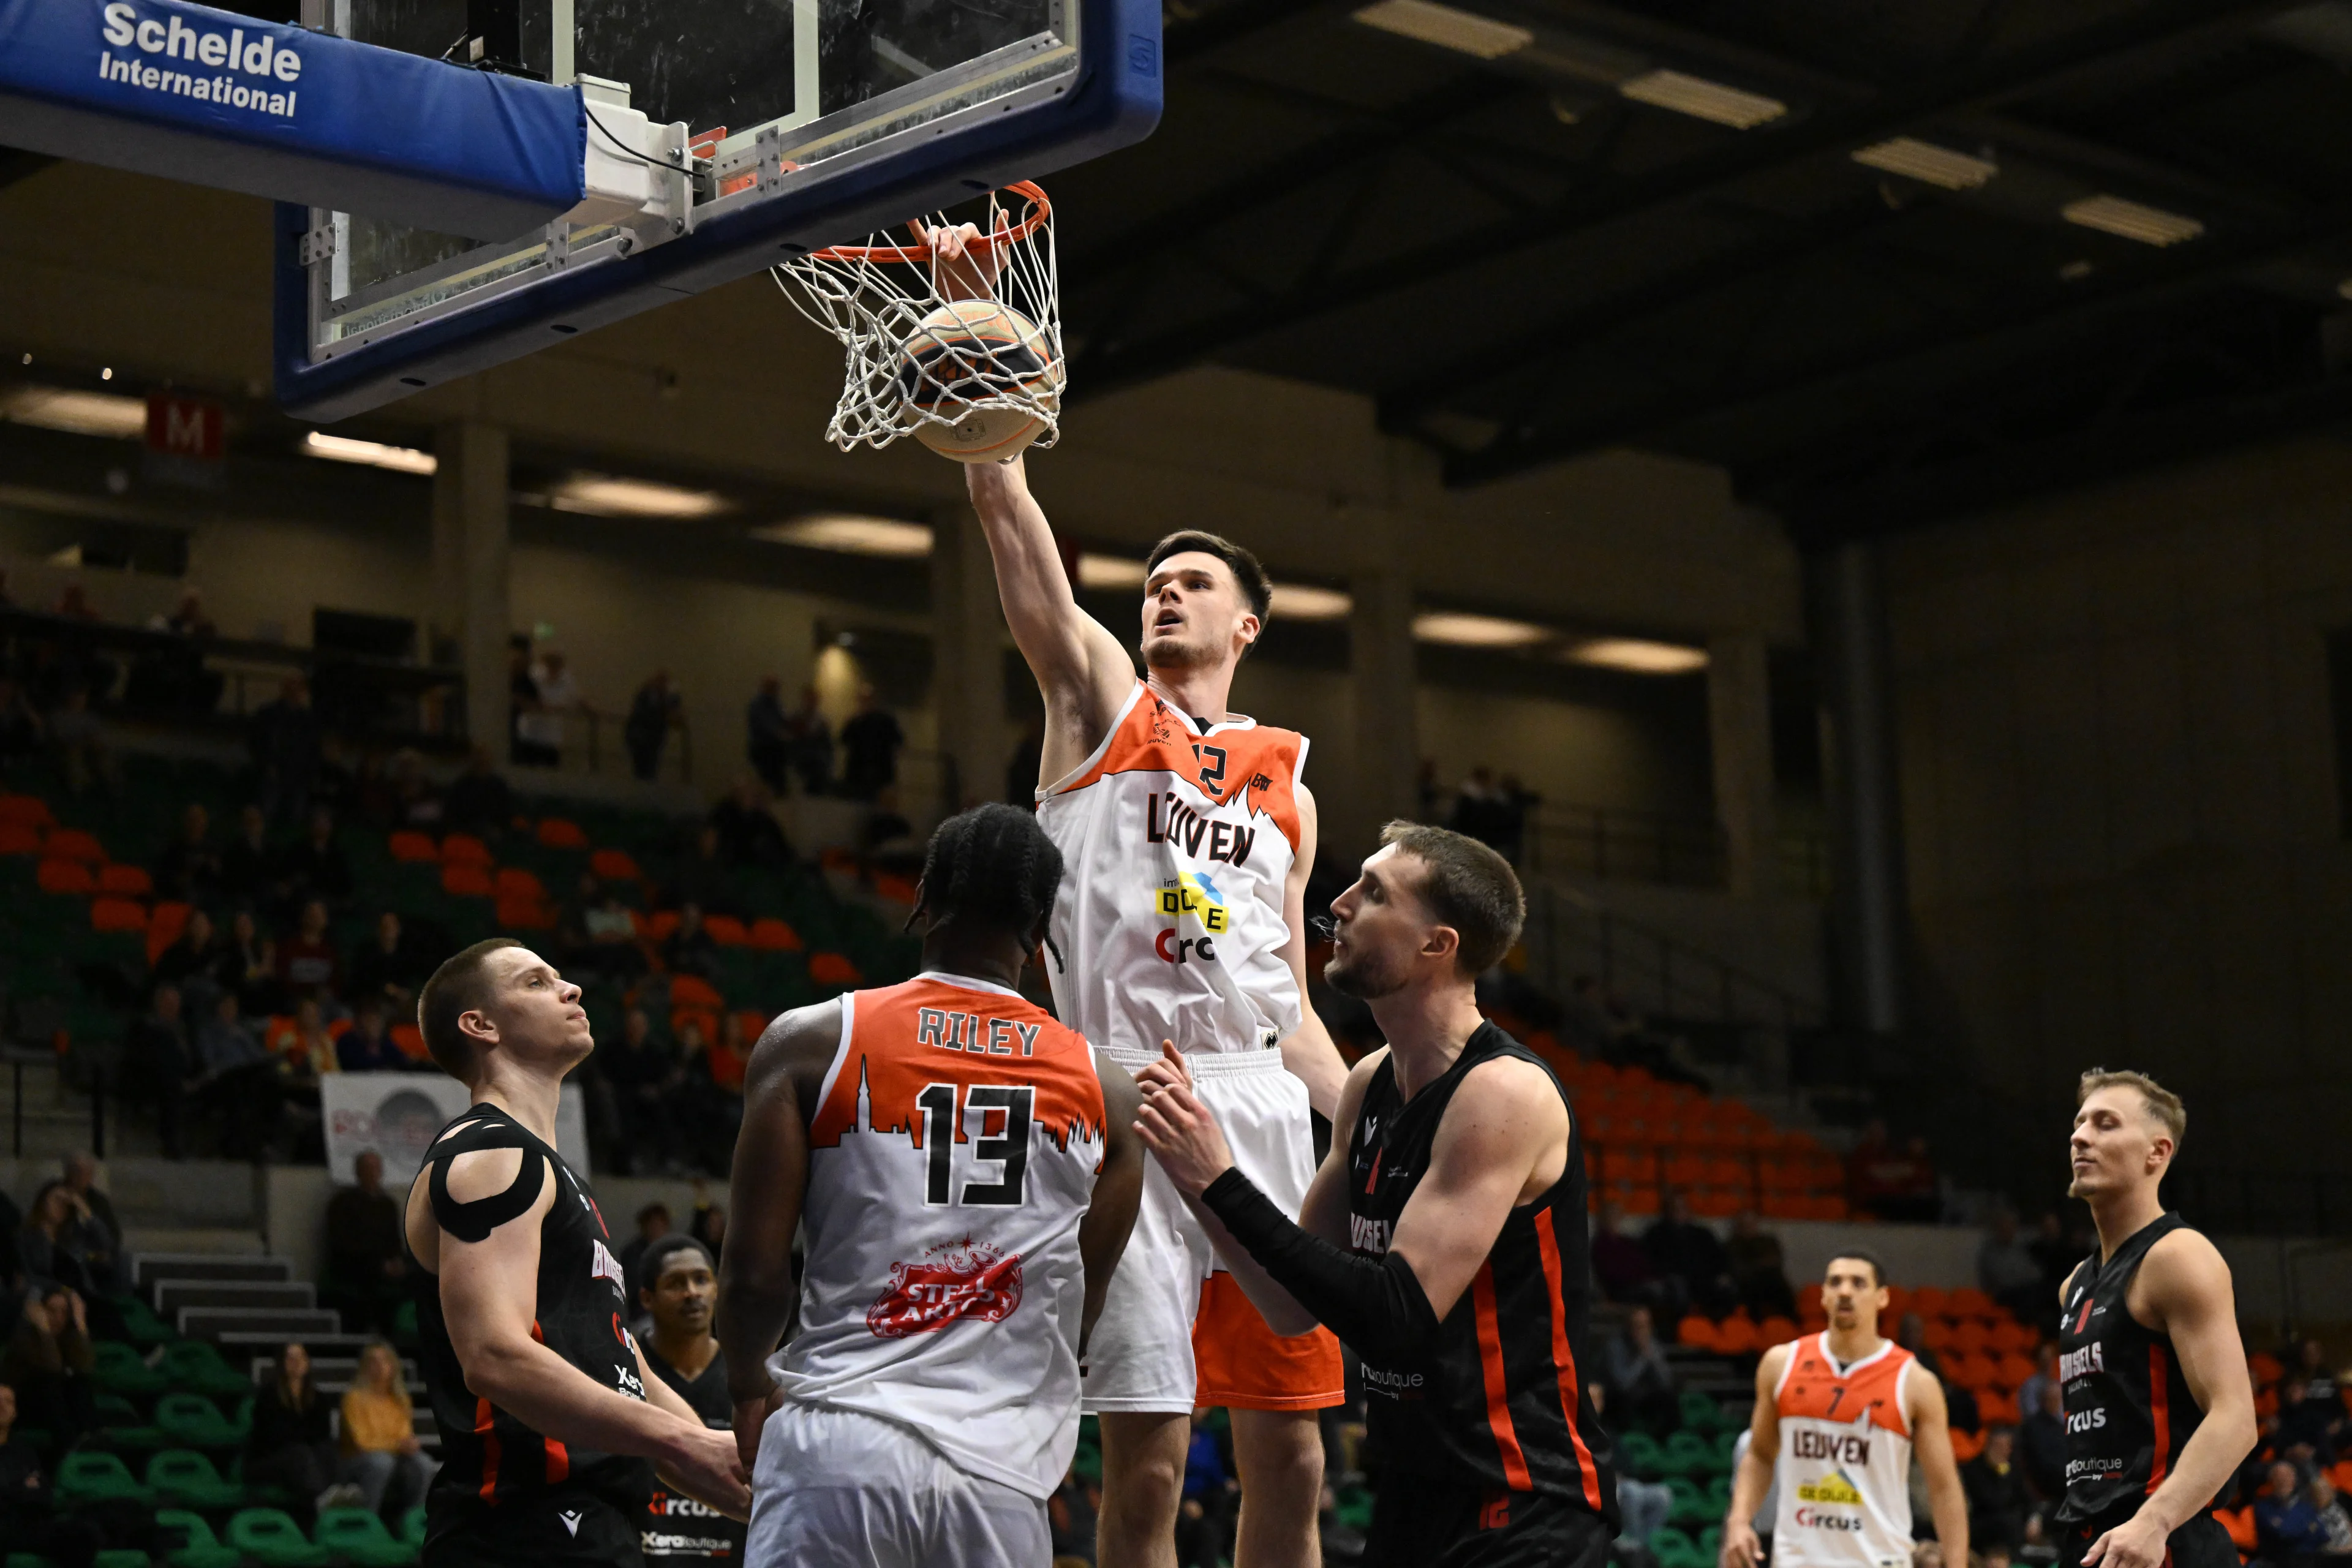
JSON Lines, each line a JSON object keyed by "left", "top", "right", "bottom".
{"left": 1722, "top": 1251, "right": 1967, "bottom": 1568}
{"left": 968, "top": 454, "right": 1354, "bottom": 1568}
{"left": 715, "top": 804, "right": 1144, "bottom": 1568}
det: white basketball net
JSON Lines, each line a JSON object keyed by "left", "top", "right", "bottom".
{"left": 772, "top": 182, "right": 1063, "bottom": 454}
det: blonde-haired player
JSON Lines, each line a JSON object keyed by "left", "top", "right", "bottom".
{"left": 1721, "top": 1251, "right": 1968, "bottom": 1568}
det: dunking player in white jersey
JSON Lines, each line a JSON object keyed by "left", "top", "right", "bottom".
{"left": 968, "top": 451, "right": 1352, "bottom": 1568}
{"left": 716, "top": 805, "right": 1144, "bottom": 1567}
{"left": 1722, "top": 1251, "right": 1967, "bottom": 1568}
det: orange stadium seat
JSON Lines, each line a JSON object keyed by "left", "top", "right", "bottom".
{"left": 1714, "top": 1313, "right": 1762, "bottom": 1354}
{"left": 1910, "top": 1286, "right": 1949, "bottom": 1316}
{"left": 1951, "top": 1352, "right": 1999, "bottom": 1390}
{"left": 442, "top": 864, "right": 494, "bottom": 898}
{"left": 1600, "top": 1148, "right": 1650, "bottom": 1183}
{"left": 1703, "top": 1156, "right": 1750, "bottom": 1191}
{"left": 809, "top": 952, "right": 861, "bottom": 987}
{"left": 590, "top": 848, "right": 641, "bottom": 881}
{"left": 1690, "top": 1189, "right": 1742, "bottom": 1219}
{"left": 43, "top": 828, "right": 104, "bottom": 862}
{"left": 1921, "top": 1319, "right": 1956, "bottom": 1351}
{"left": 1951, "top": 1320, "right": 1991, "bottom": 1355}
{"left": 0, "top": 794, "right": 54, "bottom": 827}
{"left": 495, "top": 896, "right": 552, "bottom": 930}
{"left": 1978, "top": 1390, "right": 2021, "bottom": 1425}
{"left": 637, "top": 909, "right": 680, "bottom": 943}
{"left": 493, "top": 867, "right": 545, "bottom": 901}
{"left": 704, "top": 914, "right": 750, "bottom": 946}
{"left": 0, "top": 822, "right": 40, "bottom": 855}
{"left": 91, "top": 897, "right": 146, "bottom": 932}
{"left": 1948, "top": 1287, "right": 1997, "bottom": 1319}
{"left": 389, "top": 831, "right": 439, "bottom": 862}
{"left": 1948, "top": 1428, "right": 1985, "bottom": 1463}
{"left": 440, "top": 833, "right": 492, "bottom": 867}
{"left": 669, "top": 975, "right": 723, "bottom": 1011}
{"left": 2217, "top": 1506, "right": 2257, "bottom": 1555}
{"left": 733, "top": 1009, "right": 767, "bottom": 1043}
{"left": 146, "top": 900, "right": 190, "bottom": 964}
{"left": 390, "top": 1023, "right": 430, "bottom": 1063}
{"left": 1989, "top": 1319, "right": 2036, "bottom": 1354}
{"left": 37, "top": 858, "right": 94, "bottom": 895}
{"left": 671, "top": 1008, "right": 720, "bottom": 1044}
{"left": 1758, "top": 1315, "right": 1798, "bottom": 1346}
{"left": 97, "top": 863, "right": 151, "bottom": 895}
{"left": 2248, "top": 1352, "right": 2285, "bottom": 1388}
{"left": 1678, "top": 1314, "right": 1721, "bottom": 1350}
{"left": 1994, "top": 1353, "right": 2037, "bottom": 1390}
{"left": 748, "top": 917, "right": 802, "bottom": 951}
{"left": 1664, "top": 1153, "right": 1706, "bottom": 1188}
{"left": 1616, "top": 1185, "right": 1660, "bottom": 1216}
{"left": 537, "top": 818, "right": 588, "bottom": 848}
{"left": 2330, "top": 1460, "right": 2352, "bottom": 1493}
{"left": 1762, "top": 1195, "right": 1806, "bottom": 1220}
{"left": 873, "top": 872, "right": 918, "bottom": 905}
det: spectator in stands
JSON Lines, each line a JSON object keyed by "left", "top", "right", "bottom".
{"left": 18, "top": 1184, "right": 97, "bottom": 1300}
{"left": 192, "top": 990, "right": 279, "bottom": 1159}
{"left": 507, "top": 638, "right": 543, "bottom": 766}
{"left": 277, "top": 809, "right": 353, "bottom": 911}
{"left": 55, "top": 1157, "right": 121, "bottom": 1297}
{"left": 1850, "top": 1121, "right": 1941, "bottom": 1224}
{"left": 784, "top": 684, "right": 834, "bottom": 796}
{"left": 2016, "top": 1341, "right": 2059, "bottom": 1432}
{"left": 339, "top": 1340, "right": 435, "bottom": 1519}
{"left": 1174, "top": 1405, "right": 1237, "bottom": 1568}
{"left": 1604, "top": 1304, "right": 1678, "bottom": 1434}
{"left": 277, "top": 899, "right": 341, "bottom": 1004}
{"left": 2283, "top": 1340, "right": 2346, "bottom": 1461}
{"left": 323, "top": 1152, "right": 408, "bottom": 1336}
{"left": 2019, "top": 1378, "right": 2065, "bottom": 1501}
{"left": 1599, "top": 1381, "right": 1676, "bottom": 1558}
{"left": 2309, "top": 1475, "right": 2352, "bottom": 1556}
{"left": 1964, "top": 1427, "right": 2030, "bottom": 1551}
{"left": 1726, "top": 1209, "right": 1796, "bottom": 1320}
{"left": 0, "top": 1382, "right": 75, "bottom": 1562}
{"left": 1447, "top": 767, "right": 1508, "bottom": 851}
{"left": 247, "top": 1343, "right": 355, "bottom": 1523}
{"left": 602, "top": 1012, "right": 680, "bottom": 1178}
{"left": 443, "top": 745, "right": 514, "bottom": 838}
{"left": 1643, "top": 1189, "right": 1733, "bottom": 1319}
{"left": 514, "top": 648, "right": 581, "bottom": 769}
{"left": 345, "top": 911, "right": 424, "bottom": 1013}
{"left": 707, "top": 1012, "right": 753, "bottom": 1099}
{"left": 251, "top": 677, "right": 323, "bottom": 824}
{"left": 48, "top": 684, "right": 116, "bottom": 797}
{"left": 663, "top": 902, "right": 721, "bottom": 981}
{"left": 560, "top": 877, "right": 645, "bottom": 982}
{"left": 268, "top": 997, "right": 342, "bottom": 1085}
{"left": 1591, "top": 1200, "right": 1656, "bottom": 1305}
{"left": 1, "top": 1283, "right": 94, "bottom": 1451}
{"left": 626, "top": 669, "right": 683, "bottom": 782}
{"left": 746, "top": 676, "right": 792, "bottom": 794}
{"left": 382, "top": 748, "right": 442, "bottom": 830}
{"left": 1978, "top": 1210, "right": 2045, "bottom": 1324}
{"left": 228, "top": 909, "right": 285, "bottom": 1016}
{"left": 219, "top": 803, "right": 273, "bottom": 907}
{"left": 336, "top": 1001, "right": 407, "bottom": 1073}
{"left": 153, "top": 802, "right": 222, "bottom": 902}
{"left": 123, "top": 983, "right": 197, "bottom": 1159}
{"left": 837, "top": 684, "right": 903, "bottom": 802}
{"left": 152, "top": 908, "right": 233, "bottom": 1015}
{"left": 2260, "top": 1460, "right": 2330, "bottom": 1562}
{"left": 688, "top": 1182, "right": 728, "bottom": 1265}
{"left": 667, "top": 823, "right": 739, "bottom": 917}
{"left": 619, "top": 1202, "right": 673, "bottom": 1308}
{"left": 709, "top": 778, "right": 790, "bottom": 869}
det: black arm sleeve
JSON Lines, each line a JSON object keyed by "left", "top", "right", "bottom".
{"left": 1198, "top": 1168, "right": 1440, "bottom": 1365}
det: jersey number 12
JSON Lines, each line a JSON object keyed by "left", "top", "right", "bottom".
{"left": 918, "top": 1084, "right": 1033, "bottom": 1207}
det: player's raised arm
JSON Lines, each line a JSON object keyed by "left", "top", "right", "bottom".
{"left": 431, "top": 1144, "right": 747, "bottom": 1510}
{"left": 1079, "top": 1051, "right": 1147, "bottom": 1355}
{"left": 1721, "top": 1344, "right": 1789, "bottom": 1568}
{"left": 713, "top": 1001, "right": 834, "bottom": 1476}
{"left": 964, "top": 456, "right": 1134, "bottom": 749}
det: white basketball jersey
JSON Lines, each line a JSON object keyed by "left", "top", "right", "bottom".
{"left": 766, "top": 973, "right": 1107, "bottom": 1501}
{"left": 1036, "top": 681, "right": 1306, "bottom": 1054}
{"left": 1770, "top": 1335, "right": 1920, "bottom": 1568}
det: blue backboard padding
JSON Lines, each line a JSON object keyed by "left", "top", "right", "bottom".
{"left": 0, "top": 0, "right": 584, "bottom": 239}
{"left": 274, "top": 0, "right": 1161, "bottom": 421}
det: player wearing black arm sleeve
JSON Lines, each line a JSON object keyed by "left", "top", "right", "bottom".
{"left": 1136, "top": 823, "right": 1617, "bottom": 1568}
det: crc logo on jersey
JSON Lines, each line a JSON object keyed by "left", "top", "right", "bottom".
{"left": 1793, "top": 1430, "right": 1872, "bottom": 1464}
{"left": 1796, "top": 1471, "right": 1863, "bottom": 1506}
{"left": 866, "top": 1238, "right": 1025, "bottom": 1339}
{"left": 2059, "top": 1343, "right": 2105, "bottom": 1381}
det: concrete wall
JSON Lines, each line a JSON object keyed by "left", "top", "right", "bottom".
{"left": 1883, "top": 433, "right": 2352, "bottom": 1175}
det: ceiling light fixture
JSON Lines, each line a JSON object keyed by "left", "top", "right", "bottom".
{"left": 303, "top": 431, "right": 438, "bottom": 475}
{"left": 2060, "top": 194, "right": 2203, "bottom": 247}
{"left": 1270, "top": 584, "right": 1354, "bottom": 620}
{"left": 1351, "top": 0, "right": 1531, "bottom": 59}
{"left": 0, "top": 387, "right": 147, "bottom": 439}
{"left": 1562, "top": 637, "right": 1709, "bottom": 674}
{"left": 753, "top": 514, "right": 934, "bottom": 557}
{"left": 1413, "top": 611, "right": 1551, "bottom": 649}
{"left": 1851, "top": 137, "right": 1998, "bottom": 190}
{"left": 1618, "top": 69, "right": 1786, "bottom": 130}
{"left": 549, "top": 472, "right": 729, "bottom": 518}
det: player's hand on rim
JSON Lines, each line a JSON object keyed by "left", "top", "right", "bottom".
{"left": 914, "top": 219, "right": 1000, "bottom": 303}
{"left": 1133, "top": 1041, "right": 1237, "bottom": 1199}
{"left": 2081, "top": 1512, "right": 2168, "bottom": 1568}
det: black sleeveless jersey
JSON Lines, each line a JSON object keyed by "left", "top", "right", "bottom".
{"left": 1346, "top": 1022, "right": 1618, "bottom": 1520}
{"left": 2054, "top": 1213, "right": 2206, "bottom": 1523}
{"left": 407, "top": 1106, "right": 655, "bottom": 1544}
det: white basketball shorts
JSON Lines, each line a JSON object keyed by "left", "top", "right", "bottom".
{"left": 1081, "top": 1047, "right": 1316, "bottom": 1414}
{"left": 745, "top": 1403, "right": 1052, "bottom": 1568}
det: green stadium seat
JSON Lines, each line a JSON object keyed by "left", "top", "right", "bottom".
{"left": 1710, "top": 1428, "right": 1740, "bottom": 1468}
{"left": 226, "top": 1508, "right": 332, "bottom": 1567}
{"left": 6, "top": 1555, "right": 59, "bottom": 1568}
{"left": 55, "top": 1449, "right": 154, "bottom": 1507}
{"left": 1679, "top": 1387, "right": 1727, "bottom": 1433}
{"left": 160, "top": 1340, "right": 253, "bottom": 1400}
{"left": 156, "top": 1392, "right": 244, "bottom": 1449}
{"left": 1651, "top": 1525, "right": 1707, "bottom": 1568}
{"left": 91, "top": 1340, "right": 171, "bottom": 1398}
{"left": 112, "top": 1292, "right": 178, "bottom": 1348}
{"left": 94, "top": 1554, "right": 153, "bottom": 1568}
{"left": 1667, "top": 1476, "right": 1714, "bottom": 1528}
{"left": 147, "top": 1447, "right": 247, "bottom": 1510}
{"left": 157, "top": 1508, "right": 245, "bottom": 1568}
{"left": 1699, "top": 1526, "right": 1725, "bottom": 1562}
{"left": 400, "top": 1506, "right": 427, "bottom": 1548}
{"left": 1660, "top": 1430, "right": 1714, "bottom": 1476}
{"left": 1618, "top": 1430, "right": 1664, "bottom": 1478}
{"left": 314, "top": 1507, "right": 421, "bottom": 1566}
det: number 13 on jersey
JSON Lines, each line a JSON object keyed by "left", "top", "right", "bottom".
{"left": 918, "top": 1083, "right": 1035, "bottom": 1207}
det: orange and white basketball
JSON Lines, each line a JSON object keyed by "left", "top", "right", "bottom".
{"left": 895, "top": 301, "right": 1063, "bottom": 462}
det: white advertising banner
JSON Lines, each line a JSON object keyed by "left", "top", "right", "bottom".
{"left": 321, "top": 1073, "right": 590, "bottom": 1188}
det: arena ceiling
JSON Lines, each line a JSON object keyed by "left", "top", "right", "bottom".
{"left": 1049, "top": 0, "right": 2352, "bottom": 537}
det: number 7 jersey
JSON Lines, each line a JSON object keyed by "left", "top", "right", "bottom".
{"left": 767, "top": 973, "right": 1109, "bottom": 1501}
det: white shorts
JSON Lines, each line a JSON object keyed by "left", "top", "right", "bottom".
{"left": 745, "top": 1403, "right": 1052, "bottom": 1568}
{"left": 1082, "top": 1047, "right": 1316, "bottom": 1414}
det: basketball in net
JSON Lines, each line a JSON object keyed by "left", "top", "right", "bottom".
{"left": 772, "top": 181, "right": 1064, "bottom": 462}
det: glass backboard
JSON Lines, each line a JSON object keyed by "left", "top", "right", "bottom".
{"left": 276, "top": 0, "right": 1157, "bottom": 420}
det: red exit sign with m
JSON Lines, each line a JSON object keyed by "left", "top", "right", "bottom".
{"left": 145, "top": 393, "right": 223, "bottom": 461}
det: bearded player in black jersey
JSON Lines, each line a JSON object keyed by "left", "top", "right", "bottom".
{"left": 1135, "top": 823, "right": 1616, "bottom": 1568}
{"left": 402, "top": 940, "right": 749, "bottom": 1567}
{"left": 2054, "top": 1070, "right": 2255, "bottom": 1568}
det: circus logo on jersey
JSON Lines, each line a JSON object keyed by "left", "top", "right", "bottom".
{"left": 1796, "top": 1470, "right": 1864, "bottom": 1506}
{"left": 865, "top": 1237, "right": 1025, "bottom": 1339}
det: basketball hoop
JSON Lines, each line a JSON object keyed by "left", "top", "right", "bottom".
{"left": 772, "top": 181, "right": 1064, "bottom": 462}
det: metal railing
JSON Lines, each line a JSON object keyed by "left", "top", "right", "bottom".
{"left": 1460, "top": 797, "right": 1831, "bottom": 898}
{"left": 1518, "top": 876, "right": 1825, "bottom": 1035}
{"left": 511, "top": 705, "right": 696, "bottom": 785}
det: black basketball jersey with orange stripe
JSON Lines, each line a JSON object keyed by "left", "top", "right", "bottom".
{"left": 1346, "top": 1023, "right": 1619, "bottom": 1523}
{"left": 2053, "top": 1213, "right": 2207, "bottom": 1525}
{"left": 407, "top": 1106, "right": 655, "bottom": 1550}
